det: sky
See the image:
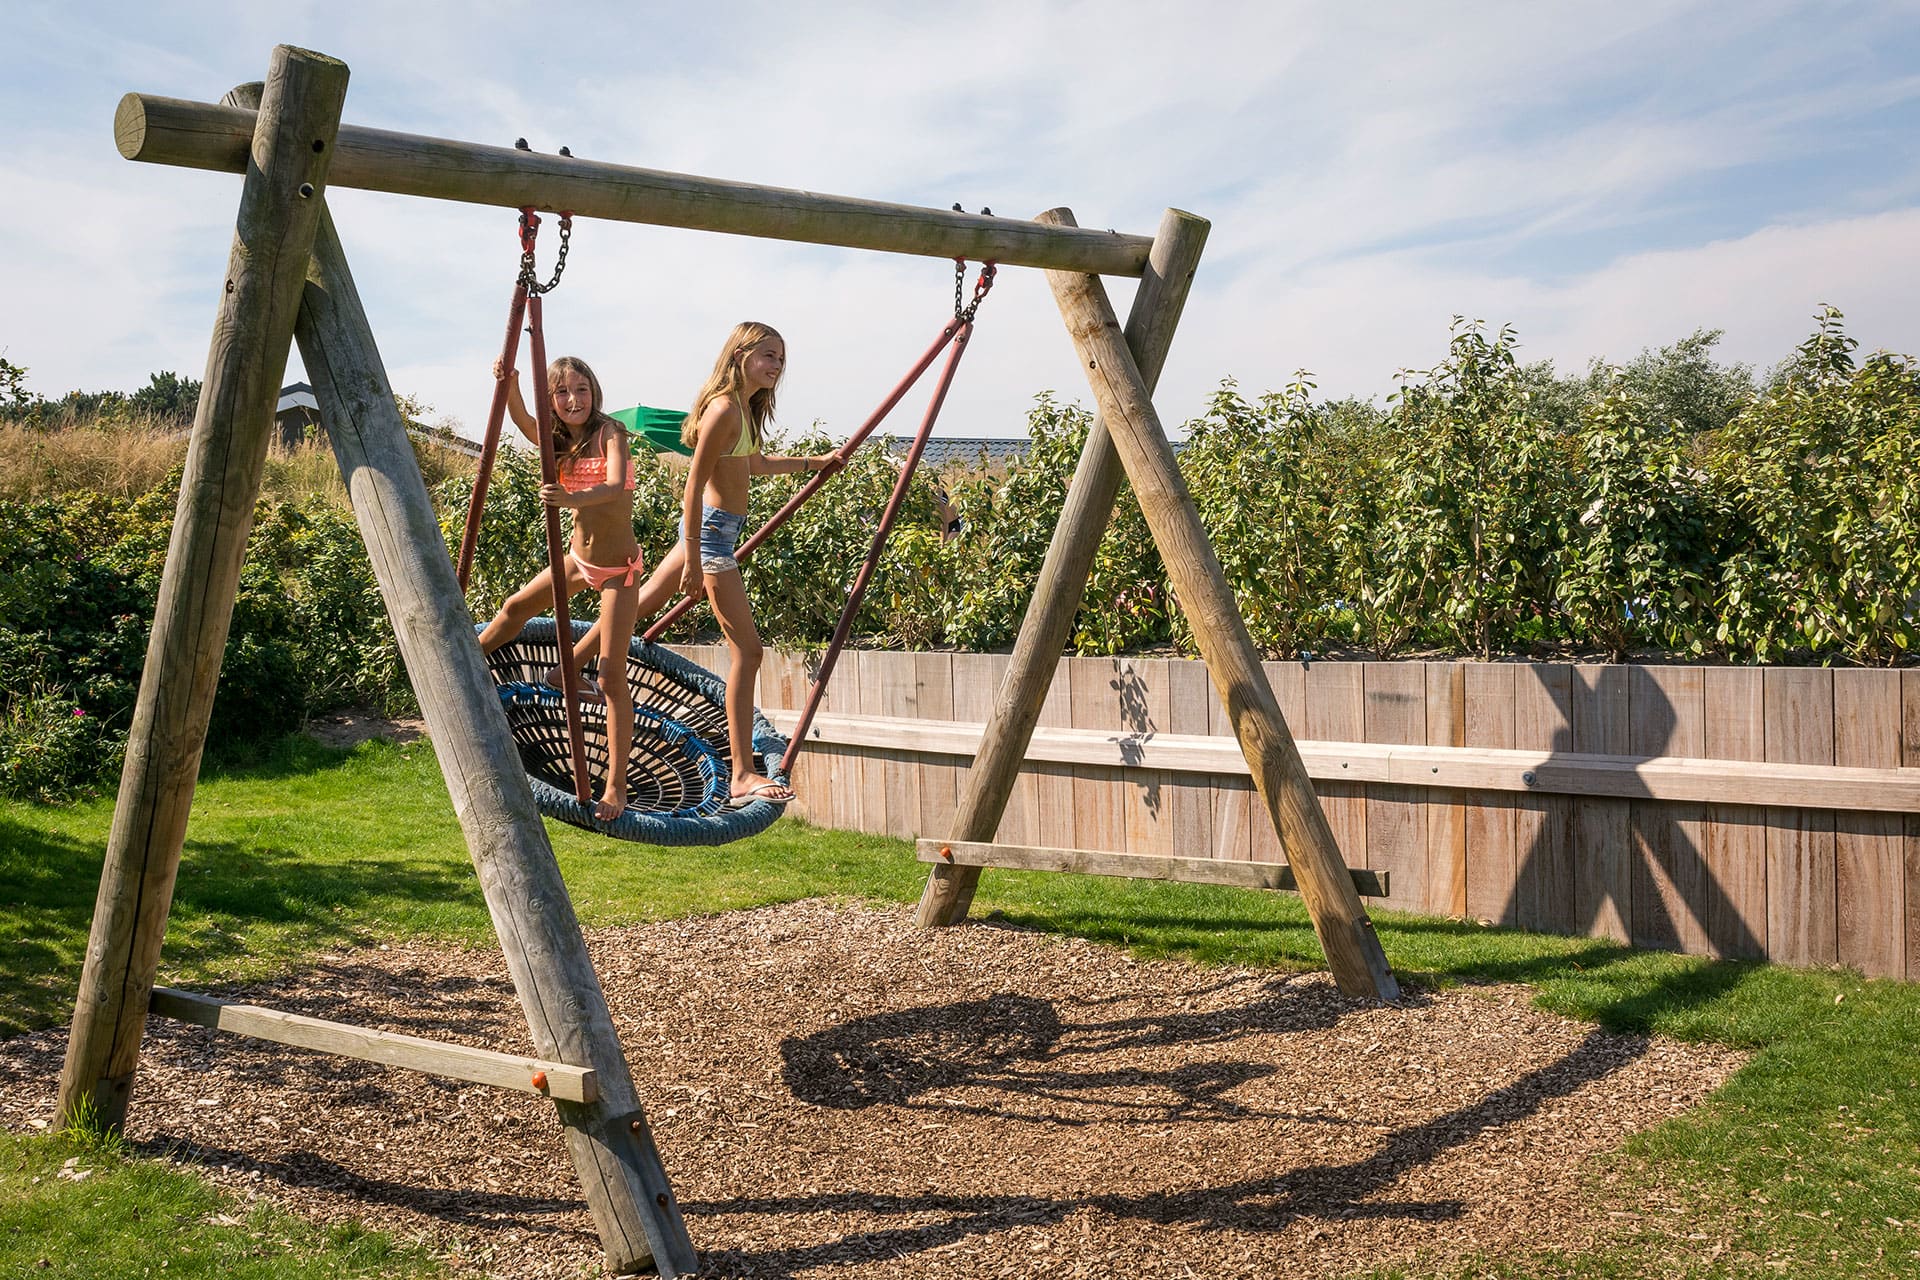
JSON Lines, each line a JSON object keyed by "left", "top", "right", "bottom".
{"left": 4, "top": 1, "right": 1918, "bottom": 443}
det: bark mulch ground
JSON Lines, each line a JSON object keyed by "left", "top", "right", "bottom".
{"left": 3, "top": 899, "right": 1746, "bottom": 1278}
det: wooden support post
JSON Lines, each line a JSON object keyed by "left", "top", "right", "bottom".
{"left": 1043, "top": 258, "right": 1400, "bottom": 1001}
{"left": 114, "top": 94, "right": 1154, "bottom": 276}
{"left": 916, "top": 208, "right": 1208, "bottom": 927}
{"left": 292, "top": 199, "right": 695, "bottom": 1276}
{"left": 56, "top": 47, "right": 349, "bottom": 1133}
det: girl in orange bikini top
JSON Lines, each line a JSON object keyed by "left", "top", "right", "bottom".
{"left": 557, "top": 446, "right": 635, "bottom": 493}
{"left": 473, "top": 354, "right": 646, "bottom": 824}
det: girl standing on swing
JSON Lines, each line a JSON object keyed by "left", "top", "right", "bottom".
{"left": 679, "top": 321, "right": 837, "bottom": 804}
{"left": 476, "top": 354, "right": 643, "bottom": 821}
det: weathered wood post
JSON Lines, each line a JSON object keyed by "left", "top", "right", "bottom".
{"left": 292, "top": 196, "right": 695, "bottom": 1276}
{"left": 1043, "top": 260, "right": 1401, "bottom": 1002}
{"left": 58, "top": 46, "right": 349, "bottom": 1131}
{"left": 917, "top": 207, "right": 1208, "bottom": 926}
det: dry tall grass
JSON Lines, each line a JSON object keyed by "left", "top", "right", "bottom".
{"left": 0, "top": 419, "right": 188, "bottom": 501}
{"left": 1, "top": 422, "right": 477, "bottom": 507}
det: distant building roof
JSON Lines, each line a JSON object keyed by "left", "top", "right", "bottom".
{"left": 886, "top": 434, "right": 1186, "bottom": 469}
{"left": 886, "top": 437, "right": 1031, "bottom": 468}
{"left": 274, "top": 382, "right": 482, "bottom": 457}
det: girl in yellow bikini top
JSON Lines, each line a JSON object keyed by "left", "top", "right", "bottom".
{"left": 723, "top": 398, "right": 759, "bottom": 457}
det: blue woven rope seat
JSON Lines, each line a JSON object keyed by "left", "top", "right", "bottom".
{"left": 482, "top": 618, "right": 790, "bottom": 846}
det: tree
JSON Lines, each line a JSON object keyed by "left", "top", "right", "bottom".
{"left": 0, "top": 354, "right": 29, "bottom": 414}
{"left": 127, "top": 371, "right": 201, "bottom": 423}
{"left": 1376, "top": 319, "right": 1570, "bottom": 659}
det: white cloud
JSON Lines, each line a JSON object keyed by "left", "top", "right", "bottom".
{"left": 3, "top": 0, "right": 1916, "bottom": 440}
{"left": 1199, "top": 207, "right": 1920, "bottom": 414}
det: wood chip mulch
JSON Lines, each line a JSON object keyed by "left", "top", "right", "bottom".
{"left": 1, "top": 899, "right": 1746, "bottom": 1278}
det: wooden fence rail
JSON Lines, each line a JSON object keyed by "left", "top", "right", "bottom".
{"left": 670, "top": 646, "right": 1920, "bottom": 981}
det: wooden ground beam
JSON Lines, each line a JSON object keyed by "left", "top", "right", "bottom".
{"left": 57, "top": 47, "right": 349, "bottom": 1134}
{"left": 918, "top": 840, "right": 1392, "bottom": 898}
{"left": 917, "top": 208, "right": 1209, "bottom": 928}
{"left": 114, "top": 95, "right": 1153, "bottom": 276}
{"left": 1046, "top": 253, "right": 1401, "bottom": 1002}
{"left": 150, "top": 988, "right": 599, "bottom": 1102}
{"left": 293, "top": 193, "right": 694, "bottom": 1276}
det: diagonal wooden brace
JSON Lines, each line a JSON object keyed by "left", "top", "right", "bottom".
{"left": 292, "top": 195, "right": 697, "bottom": 1276}
{"left": 916, "top": 207, "right": 1208, "bottom": 928}
{"left": 1041, "top": 257, "right": 1400, "bottom": 1002}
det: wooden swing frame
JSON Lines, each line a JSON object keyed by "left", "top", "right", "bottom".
{"left": 59, "top": 44, "right": 1397, "bottom": 1278}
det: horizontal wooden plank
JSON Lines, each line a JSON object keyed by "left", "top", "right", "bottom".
{"left": 916, "top": 839, "right": 1391, "bottom": 898}
{"left": 115, "top": 95, "right": 1154, "bottom": 277}
{"left": 771, "top": 711, "right": 1920, "bottom": 814}
{"left": 150, "top": 987, "right": 598, "bottom": 1103}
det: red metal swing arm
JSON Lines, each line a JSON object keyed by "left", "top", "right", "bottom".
{"left": 779, "top": 262, "right": 996, "bottom": 774}
{"left": 457, "top": 209, "right": 593, "bottom": 806}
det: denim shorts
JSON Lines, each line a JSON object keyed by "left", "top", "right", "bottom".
{"left": 698, "top": 504, "right": 746, "bottom": 574}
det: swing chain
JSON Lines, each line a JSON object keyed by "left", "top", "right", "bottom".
{"left": 953, "top": 257, "right": 997, "bottom": 323}
{"left": 950, "top": 203, "right": 996, "bottom": 322}
{"left": 516, "top": 208, "right": 574, "bottom": 296}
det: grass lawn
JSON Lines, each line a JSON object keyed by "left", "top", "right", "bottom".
{"left": 3, "top": 733, "right": 1918, "bottom": 1277}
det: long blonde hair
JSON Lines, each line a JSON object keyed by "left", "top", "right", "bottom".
{"left": 681, "top": 321, "right": 782, "bottom": 452}
{"left": 546, "top": 355, "right": 618, "bottom": 461}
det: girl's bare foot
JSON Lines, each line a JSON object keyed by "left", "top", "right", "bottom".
{"left": 544, "top": 665, "right": 604, "bottom": 704}
{"left": 596, "top": 779, "right": 628, "bottom": 822}
{"left": 730, "top": 774, "right": 794, "bottom": 804}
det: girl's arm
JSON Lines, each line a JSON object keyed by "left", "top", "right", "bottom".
{"left": 748, "top": 451, "right": 840, "bottom": 477}
{"left": 492, "top": 359, "right": 539, "bottom": 442}
{"left": 679, "top": 401, "right": 743, "bottom": 593}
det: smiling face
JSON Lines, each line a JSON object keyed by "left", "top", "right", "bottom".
{"left": 739, "top": 336, "right": 786, "bottom": 392}
{"left": 550, "top": 366, "right": 596, "bottom": 428}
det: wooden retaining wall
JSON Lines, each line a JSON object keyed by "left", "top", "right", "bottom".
{"left": 670, "top": 647, "right": 1920, "bottom": 980}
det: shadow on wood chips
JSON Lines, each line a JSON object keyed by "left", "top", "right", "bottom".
{"left": 0, "top": 899, "right": 1744, "bottom": 1278}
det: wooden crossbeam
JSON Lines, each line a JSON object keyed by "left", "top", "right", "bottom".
{"left": 916, "top": 839, "right": 1392, "bottom": 898}
{"left": 113, "top": 95, "right": 1156, "bottom": 276}
{"left": 150, "top": 987, "right": 599, "bottom": 1102}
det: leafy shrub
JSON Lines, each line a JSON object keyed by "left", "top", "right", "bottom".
{"left": 8, "top": 309, "right": 1918, "bottom": 807}
{"left": 1554, "top": 373, "right": 1725, "bottom": 659}
{"left": 1708, "top": 308, "right": 1920, "bottom": 663}
{"left": 1180, "top": 377, "right": 1347, "bottom": 658}
{"left": 939, "top": 395, "right": 1087, "bottom": 652}
{"left": 435, "top": 447, "right": 559, "bottom": 624}
{"left": 1373, "top": 320, "right": 1572, "bottom": 659}
{"left": 739, "top": 426, "right": 945, "bottom": 647}
{"left": 0, "top": 684, "right": 123, "bottom": 802}
{"left": 126, "top": 371, "right": 202, "bottom": 424}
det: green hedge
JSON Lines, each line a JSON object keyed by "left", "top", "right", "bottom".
{"left": 0, "top": 475, "right": 407, "bottom": 800}
{"left": 442, "top": 309, "right": 1919, "bottom": 666}
{"left": 5, "top": 310, "right": 1915, "bottom": 800}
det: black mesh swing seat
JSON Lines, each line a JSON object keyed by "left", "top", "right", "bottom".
{"left": 483, "top": 618, "right": 791, "bottom": 845}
